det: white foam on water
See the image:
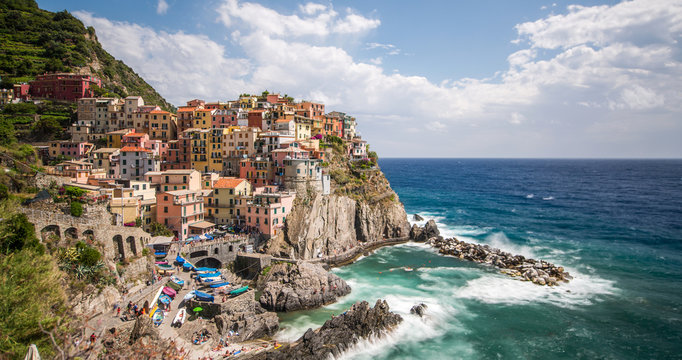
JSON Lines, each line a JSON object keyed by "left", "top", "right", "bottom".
{"left": 478, "top": 231, "right": 538, "bottom": 259}
{"left": 543, "top": 196, "right": 555, "bottom": 201}
{"left": 334, "top": 294, "right": 474, "bottom": 360}
{"left": 453, "top": 268, "right": 618, "bottom": 308}
{"left": 526, "top": 194, "right": 535, "bottom": 199}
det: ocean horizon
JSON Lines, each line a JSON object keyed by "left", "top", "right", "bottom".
{"left": 278, "top": 158, "right": 682, "bottom": 359}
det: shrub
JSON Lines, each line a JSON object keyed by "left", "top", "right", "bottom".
{"left": 70, "top": 201, "right": 83, "bottom": 217}
{"left": 64, "top": 186, "right": 86, "bottom": 199}
{"left": 78, "top": 246, "right": 101, "bottom": 267}
{"left": 0, "top": 213, "right": 43, "bottom": 255}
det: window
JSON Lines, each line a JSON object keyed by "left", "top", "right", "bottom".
{"left": 164, "top": 206, "right": 168, "bottom": 213}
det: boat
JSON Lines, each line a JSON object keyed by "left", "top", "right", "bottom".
{"left": 152, "top": 309, "right": 164, "bottom": 326}
{"left": 194, "top": 290, "right": 214, "bottom": 302}
{"left": 157, "top": 264, "right": 173, "bottom": 270}
{"left": 172, "top": 308, "right": 186, "bottom": 327}
{"left": 195, "top": 267, "right": 217, "bottom": 273}
{"left": 154, "top": 252, "right": 167, "bottom": 258}
{"left": 183, "top": 262, "right": 194, "bottom": 271}
{"left": 158, "top": 294, "right": 172, "bottom": 305}
{"left": 200, "top": 276, "right": 222, "bottom": 284}
{"left": 175, "top": 255, "right": 185, "bottom": 264}
{"left": 170, "top": 275, "right": 185, "bottom": 286}
{"left": 229, "top": 286, "right": 249, "bottom": 296}
{"left": 162, "top": 286, "right": 177, "bottom": 298}
{"left": 183, "top": 290, "right": 195, "bottom": 301}
{"left": 166, "top": 281, "right": 182, "bottom": 291}
{"left": 197, "top": 271, "right": 221, "bottom": 278}
{"left": 209, "top": 281, "right": 230, "bottom": 288}
{"left": 155, "top": 260, "right": 168, "bottom": 265}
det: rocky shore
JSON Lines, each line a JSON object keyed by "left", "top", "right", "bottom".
{"left": 411, "top": 219, "right": 572, "bottom": 286}
{"left": 244, "top": 299, "right": 402, "bottom": 360}
{"left": 257, "top": 262, "right": 351, "bottom": 312}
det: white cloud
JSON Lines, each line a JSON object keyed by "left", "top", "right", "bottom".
{"left": 216, "top": 0, "right": 378, "bottom": 38}
{"left": 156, "top": 0, "right": 169, "bottom": 15}
{"left": 76, "top": 0, "right": 682, "bottom": 157}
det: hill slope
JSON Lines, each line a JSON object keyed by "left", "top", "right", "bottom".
{"left": 0, "top": 0, "right": 174, "bottom": 110}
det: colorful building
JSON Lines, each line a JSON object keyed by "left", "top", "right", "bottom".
{"left": 243, "top": 186, "right": 295, "bottom": 238}
{"left": 206, "top": 177, "right": 253, "bottom": 225}
{"left": 29, "top": 73, "right": 101, "bottom": 102}
{"left": 156, "top": 189, "right": 213, "bottom": 240}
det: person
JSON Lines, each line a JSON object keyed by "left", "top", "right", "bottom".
{"left": 89, "top": 333, "right": 96, "bottom": 346}
{"left": 127, "top": 301, "right": 132, "bottom": 313}
{"left": 117, "top": 307, "right": 121, "bottom": 317}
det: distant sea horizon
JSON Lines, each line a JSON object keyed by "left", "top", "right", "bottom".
{"left": 278, "top": 158, "right": 682, "bottom": 359}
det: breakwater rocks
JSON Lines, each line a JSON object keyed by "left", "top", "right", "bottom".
{"left": 245, "top": 300, "right": 402, "bottom": 360}
{"left": 258, "top": 262, "right": 351, "bottom": 312}
{"left": 427, "top": 236, "right": 572, "bottom": 285}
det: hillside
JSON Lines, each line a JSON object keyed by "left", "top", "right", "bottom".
{"left": 0, "top": 0, "right": 174, "bottom": 111}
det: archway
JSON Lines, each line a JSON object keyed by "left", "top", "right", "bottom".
{"left": 228, "top": 245, "right": 234, "bottom": 252}
{"left": 64, "top": 227, "right": 78, "bottom": 240}
{"left": 214, "top": 247, "right": 219, "bottom": 255}
{"left": 195, "top": 257, "right": 222, "bottom": 269}
{"left": 40, "top": 225, "right": 61, "bottom": 242}
{"left": 82, "top": 229, "right": 95, "bottom": 242}
{"left": 126, "top": 236, "right": 137, "bottom": 256}
{"left": 113, "top": 235, "right": 125, "bottom": 259}
{"left": 190, "top": 250, "right": 209, "bottom": 258}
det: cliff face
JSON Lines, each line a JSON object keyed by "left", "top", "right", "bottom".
{"left": 268, "top": 182, "right": 409, "bottom": 260}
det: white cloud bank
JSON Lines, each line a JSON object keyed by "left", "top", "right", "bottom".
{"left": 75, "top": 0, "right": 682, "bottom": 157}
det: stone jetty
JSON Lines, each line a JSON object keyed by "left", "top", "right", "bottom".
{"left": 412, "top": 222, "right": 572, "bottom": 286}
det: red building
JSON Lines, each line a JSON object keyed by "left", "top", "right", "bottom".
{"left": 13, "top": 84, "right": 30, "bottom": 101}
{"left": 161, "top": 138, "right": 192, "bottom": 170}
{"left": 29, "top": 73, "right": 102, "bottom": 102}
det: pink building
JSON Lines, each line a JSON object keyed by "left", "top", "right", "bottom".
{"left": 211, "top": 109, "right": 238, "bottom": 128}
{"left": 243, "top": 186, "right": 295, "bottom": 238}
{"left": 121, "top": 132, "right": 150, "bottom": 149}
{"left": 156, "top": 189, "right": 214, "bottom": 241}
{"left": 49, "top": 140, "right": 93, "bottom": 160}
{"left": 28, "top": 73, "right": 101, "bottom": 102}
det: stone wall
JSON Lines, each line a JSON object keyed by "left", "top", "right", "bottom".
{"left": 235, "top": 253, "right": 272, "bottom": 279}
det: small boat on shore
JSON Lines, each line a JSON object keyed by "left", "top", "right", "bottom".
{"left": 170, "top": 275, "right": 185, "bottom": 286}
{"left": 155, "top": 260, "right": 168, "bottom": 265}
{"left": 183, "top": 290, "right": 195, "bottom": 301}
{"left": 209, "top": 281, "right": 230, "bottom": 288}
{"left": 194, "top": 290, "right": 215, "bottom": 302}
{"left": 152, "top": 309, "right": 164, "bottom": 326}
{"left": 229, "top": 286, "right": 249, "bottom": 296}
{"left": 157, "top": 264, "right": 173, "bottom": 270}
{"left": 200, "top": 276, "right": 222, "bottom": 284}
{"left": 195, "top": 267, "right": 217, "bottom": 273}
{"left": 197, "top": 271, "right": 221, "bottom": 278}
{"left": 175, "top": 255, "right": 185, "bottom": 264}
{"left": 183, "top": 262, "right": 194, "bottom": 271}
{"left": 172, "top": 308, "right": 186, "bottom": 327}
{"left": 162, "top": 286, "right": 177, "bottom": 298}
{"left": 154, "top": 252, "right": 167, "bottom": 258}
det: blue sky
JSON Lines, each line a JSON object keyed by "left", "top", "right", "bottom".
{"left": 38, "top": 0, "right": 682, "bottom": 158}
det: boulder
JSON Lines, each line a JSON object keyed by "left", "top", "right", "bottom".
{"left": 413, "top": 214, "right": 424, "bottom": 221}
{"left": 410, "top": 303, "right": 428, "bottom": 317}
{"left": 214, "top": 294, "right": 279, "bottom": 342}
{"left": 258, "top": 262, "right": 351, "bottom": 312}
{"left": 245, "top": 300, "right": 402, "bottom": 360}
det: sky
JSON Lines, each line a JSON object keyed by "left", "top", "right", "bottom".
{"left": 38, "top": 0, "right": 682, "bottom": 158}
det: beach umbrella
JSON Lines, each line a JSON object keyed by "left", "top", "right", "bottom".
{"left": 193, "top": 306, "right": 203, "bottom": 315}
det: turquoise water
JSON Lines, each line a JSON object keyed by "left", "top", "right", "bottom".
{"left": 277, "top": 159, "right": 682, "bottom": 359}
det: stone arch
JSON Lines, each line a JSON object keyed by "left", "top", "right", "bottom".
{"left": 40, "top": 225, "right": 61, "bottom": 242}
{"left": 190, "top": 250, "right": 209, "bottom": 258}
{"left": 113, "top": 235, "right": 125, "bottom": 259}
{"left": 126, "top": 236, "right": 137, "bottom": 256}
{"left": 195, "top": 257, "right": 222, "bottom": 269}
{"left": 64, "top": 227, "right": 78, "bottom": 240}
{"left": 82, "top": 229, "right": 95, "bottom": 241}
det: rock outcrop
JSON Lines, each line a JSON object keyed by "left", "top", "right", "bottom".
{"left": 427, "top": 236, "right": 572, "bottom": 285}
{"left": 410, "top": 219, "right": 440, "bottom": 242}
{"left": 100, "top": 317, "right": 183, "bottom": 359}
{"left": 212, "top": 294, "right": 279, "bottom": 342}
{"left": 258, "top": 262, "right": 351, "bottom": 312}
{"left": 410, "top": 303, "right": 428, "bottom": 317}
{"left": 245, "top": 300, "right": 402, "bottom": 360}
{"left": 413, "top": 214, "right": 424, "bottom": 221}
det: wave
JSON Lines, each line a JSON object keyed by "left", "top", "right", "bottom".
{"left": 543, "top": 196, "right": 555, "bottom": 201}
{"left": 526, "top": 194, "right": 535, "bottom": 199}
{"left": 453, "top": 267, "right": 618, "bottom": 308}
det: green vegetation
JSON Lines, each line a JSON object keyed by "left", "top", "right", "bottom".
{"left": 55, "top": 241, "right": 113, "bottom": 285}
{"left": 0, "top": 101, "right": 75, "bottom": 143}
{"left": 0, "top": 212, "right": 43, "bottom": 255}
{"left": 69, "top": 201, "right": 82, "bottom": 217}
{"left": 149, "top": 221, "right": 174, "bottom": 237}
{"left": 0, "top": 0, "right": 173, "bottom": 111}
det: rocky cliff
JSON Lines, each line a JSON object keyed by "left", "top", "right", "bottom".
{"left": 257, "top": 262, "right": 351, "bottom": 312}
{"left": 244, "top": 299, "right": 402, "bottom": 360}
{"left": 267, "top": 174, "right": 409, "bottom": 260}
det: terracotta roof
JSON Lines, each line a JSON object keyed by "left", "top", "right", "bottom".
{"left": 119, "top": 146, "right": 151, "bottom": 153}
{"left": 124, "top": 132, "right": 146, "bottom": 137}
{"left": 195, "top": 109, "right": 214, "bottom": 112}
{"left": 178, "top": 107, "right": 196, "bottom": 112}
{"left": 150, "top": 110, "right": 169, "bottom": 114}
{"left": 212, "top": 178, "right": 246, "bottom": 189}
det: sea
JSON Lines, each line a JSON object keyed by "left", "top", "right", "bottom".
{"left": 277, "top": 159, "right": 682, "bottom": 359}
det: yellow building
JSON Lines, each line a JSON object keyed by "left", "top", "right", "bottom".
{"left": 294, "top": 116, "right": 312, "bottom": 141}
{"left": 223, "top": 127, "right": 260, "bottom": 158}
{"left": 193, "top": 109, "right": 214, "bottom": 129}
{"left": 148, "top": 110, "right": 177, "bottom": 140}
{"left": 109, "top": 188, "right": 140, "bottom": 224}
{"left": 206, "top": 177, "right": 253, "bottom": 225}
{"left": 188, "top": 128, "right": 210, "bottom": 173}
{"left": 239, "top": 95, "right": 257, "bottom": 110}
{"left": 209, "top": 128, "right": 229, "bottom": 173}
{"left": 106, "top": 129, "right": 134, "bottom": 148}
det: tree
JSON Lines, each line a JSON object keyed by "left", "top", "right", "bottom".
{"left": 0, "top": 119, "right": 17, "bottom": 146}
{"left": 31, "top": 116, "right": 62, "bottom": 140}
{"left": 149, "top": 222, "right": 173, "bottom": 237}
{"left": 0, "top": 213, "right": 42, "bottom": 255}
